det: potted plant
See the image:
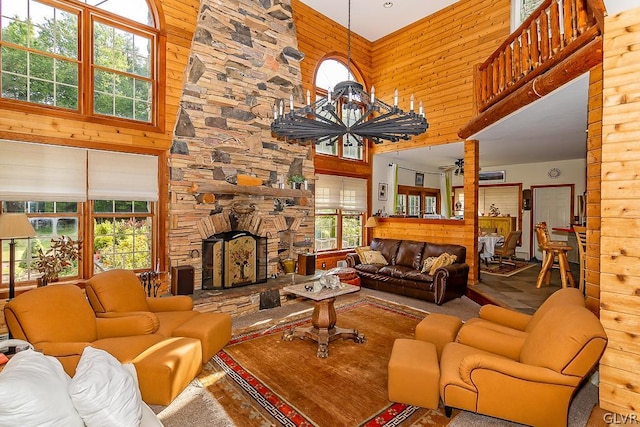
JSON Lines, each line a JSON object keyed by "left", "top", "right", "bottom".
{"left": 34, "top": 235, "right": 82, "bottom": 286}
{"left": 287, "top": 174, "right": 306, "bottom": 189}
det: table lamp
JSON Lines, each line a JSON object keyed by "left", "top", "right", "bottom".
{"left": 364, "top": 217, "right": 379, "bottom": 228}
{"left": 0, "top": 213, "right": 37, "bottom": 300}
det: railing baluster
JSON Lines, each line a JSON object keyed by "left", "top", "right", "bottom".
{"left": 505, "top": 44, "right": 513, "bottom": 85}
{"left": 529, "top": 20, "right": 540, "bottom": 68}
{"left": 499, "top": 51, "right": 505, "bottom": 91}
{"left": 492, "top": 60, "right": 499, "bottom": 97}
{"left": 576, "top": 0, "right": 588, "bottom": 34}
{"left": 481, "top": 68, "right": 488, "bottom": 105}
{"left": 521, "top": 30, "right": 531, "bottom": 74}
{"left": 514, "top": 38, "right": 522, "bottom": 78}
{"left": 563, "top": 0, "right": 574, "bottom": 45}
{"left": 539, "top": 10, "right": 550, "bottom": 62}
{"left": 550, "top": 0, "right": 561, "bottom": 54}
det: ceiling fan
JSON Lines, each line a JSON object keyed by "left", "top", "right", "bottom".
{"left": 439, "top": 159, "right": 464, "bottom": 176}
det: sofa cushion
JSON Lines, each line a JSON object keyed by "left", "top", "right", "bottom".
{"left": 0, "top": 350, "right": 84, "bottom": 427}
{"left": 396, "top": 240, "right": 426, "bottom": 269}
{"left": 421, "top": 256, "right": 438, "bottom": 273}
{"left": 361, "top": 250, "right": 389, "bottom": 265}
{"left": 69, "top": 346, "right": 143, "bottom": 427}
{"left": 371, "top": 238, "right": 401, "bottom": 265}
{"left": 423, "top": 243, "right": 466, "bottom": 264}
{"left": 354, "top": 246, "right": 371, "bottom": 261}
{"left": 429, "top": 253, "right": 457, "bottom": 275}
{"left": 402, "top": 269, "right": 434, "bottom": 283}
{"left": 355, "top": 264, "right": 383, "bottom": 274}
{"left": 378, "top": 265, "right": 416, "bottom": 279}
{"left": 520, "top": 306, "right": 607, "bottom": 375}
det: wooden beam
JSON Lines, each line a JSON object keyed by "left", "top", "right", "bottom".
{"left": 459, "top": 37, "right": 603, "bottom": 139}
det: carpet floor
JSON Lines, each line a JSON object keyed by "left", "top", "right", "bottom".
{"left": 152, "top": 290, "right": 598, "bottom": 426}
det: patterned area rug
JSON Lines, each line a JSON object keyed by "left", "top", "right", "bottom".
{"left": 480, "top": 260, "right": 536, "bottom": 277}
{"left": 196, "top": 298, "right": 459, "bottom": 426}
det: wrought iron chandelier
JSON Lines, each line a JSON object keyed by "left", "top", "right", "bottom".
{"left": 271, "top": 0, "right": 428, "bottom": 146}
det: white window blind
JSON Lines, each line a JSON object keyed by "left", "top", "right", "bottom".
{"left": 88, "top": 151, "right": 158, "bottom": 201}
{"left": 315, "top": 174, "right": 367, "bottom": 212}
{"left": 0, "top": 140, "right": 87, "bottom": 201}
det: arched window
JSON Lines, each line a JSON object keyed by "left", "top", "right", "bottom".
{"left": 314, "top": 58, "right": 363, "bottom": 161}
{"left": 0, "top": 0, "right": 160, "bottom": 127}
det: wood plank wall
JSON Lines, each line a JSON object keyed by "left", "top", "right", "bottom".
{"left": 371, "top": 0, "right": 511, "bottom": 153}
{"left": 599, "top": 5, "right": 640, "bottom": 415}
{"left": 291, "top": 0, "right": 508, "bottom": 283}
{"left": 585, "top": 64, "right": 602, "bottom": 313}
{"left": 0, "top": 0, "right": 200, "bottom": 334}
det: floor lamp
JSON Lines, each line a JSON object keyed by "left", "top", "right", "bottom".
{"left": 0, "top": 213, "right": 37, "bottom": 300}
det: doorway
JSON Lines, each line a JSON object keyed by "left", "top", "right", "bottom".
{"left": 531, "top": 185, "right": 574, "bottom": 260}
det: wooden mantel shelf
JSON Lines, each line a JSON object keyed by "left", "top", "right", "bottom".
{"left": 189, "top": 181, "right": 312, "bottom": 198}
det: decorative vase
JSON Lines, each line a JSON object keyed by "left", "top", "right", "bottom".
{"left": 37, "top": 277, "right": 49, "bottom": 287}
{"left": 281, "top": 258, "right": 297, "bottom": 274}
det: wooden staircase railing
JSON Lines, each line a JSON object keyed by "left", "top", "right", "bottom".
{"left": 474, "top": 0, "right": 603, "bottom": 116}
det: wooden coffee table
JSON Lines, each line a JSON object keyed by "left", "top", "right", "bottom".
{"left": 282, "top": 283, "right": 366, "bottom": 358}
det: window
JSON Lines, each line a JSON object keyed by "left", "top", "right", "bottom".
{"left": 93, "top": 200, "right": 153, "bottom": 272}
{"left": 396, "top": 185, "right": 441, "bottom": 217}
{"left": 0, "top": 0, "right": 159, "bottom": 127}
{"left": 314, "top": 174, "right": 366, "bottom": 251}
{"left": 0, "top": 140, "right": 159, "bottom": 289}
{"left": 1, "top": 201, "right": 81, "bottom": 283}
{"left": 314, "top": 59, "right": 364, "bottom": 160}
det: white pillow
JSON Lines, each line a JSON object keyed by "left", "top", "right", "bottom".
{"left": 0, "top": 349, "right": 84, "bottom": 427}
{"left": 69, "top": 346, "right": 143, "bottom": 427}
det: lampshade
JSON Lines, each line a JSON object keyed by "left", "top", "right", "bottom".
{"left": 0, "top": 213, "right": 37, "bottom": 239}
{"left": 364, "top": 217, "right": 379, "bottom": 228}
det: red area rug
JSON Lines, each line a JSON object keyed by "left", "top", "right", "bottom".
{"left": 209, "top": 298, "right": 457, "bottom": 426}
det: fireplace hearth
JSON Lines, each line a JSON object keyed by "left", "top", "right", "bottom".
{"left": 202, "top": 231, "right": 268, "bottom": 289}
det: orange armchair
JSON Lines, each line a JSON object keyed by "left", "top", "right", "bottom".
{"left": 4, "top": 284, "right": 203, "bottom": 405}
{"left": 85, "top": 269, "right": 232, "bottom": 363}
{"left": 441, "top": 304, "right": 606, "bottom": 426}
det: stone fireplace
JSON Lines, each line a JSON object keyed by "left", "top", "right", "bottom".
{"left": 167, "top": 0, "right": 314, "bottom": 291}
{"left": 202, "top": 231, "right": 268, "bottom": 289}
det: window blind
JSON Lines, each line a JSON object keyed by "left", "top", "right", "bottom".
{"left": 0, "top": 140, "right": 87, "bottom": 201}
{"left": 315, "top": 174, "right": 367, "bottom": 212}
{"left": 88, "top": 150, "right": 158, "bottom": 201}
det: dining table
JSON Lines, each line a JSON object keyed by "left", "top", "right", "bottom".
{"left": 478, "top": 234, "right": 504, "bottom": 262}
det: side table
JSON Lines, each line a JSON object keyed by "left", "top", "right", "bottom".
{"left": 281, "top": 283, "right": 365, "bottom": 357}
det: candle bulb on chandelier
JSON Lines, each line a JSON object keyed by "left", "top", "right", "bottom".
{"left": 306, "top": 90, "right": 311, "bottom": 106}
{"left": 394, "top": 89, "right": 398, "bottom": 107}
{"left": 370, "top": 86, "right": 375, "bottom": 103}
{"left": 289, "top": 94, "right": 294, "bottom": 111}
{"left": 419, "top": 101, "right": 424, "bottom": 116}
{"left": 327, "top": 88, "right": 332, "bottom": 103}
{"left": 273, "top": 104, "right": 278, "bottom": 120}
{"left": 410, "top": 94, "right": 414, "bottom": 111}
{"left": 279, "top": 100, "right": 283, "bottom": 116}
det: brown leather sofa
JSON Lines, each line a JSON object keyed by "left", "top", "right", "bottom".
{"left": 4, "top": 284, "right": 202, "bottom": 405}
{"left": 345, "top": 238, "right": 469, "bottom": 305}
{"left": 85, "top": 269, "right": 232, "bottom": 364}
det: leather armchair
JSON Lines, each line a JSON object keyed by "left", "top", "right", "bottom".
{"left": 85, "top": 269, "right": 232, "bottom": 363}
{"left": 440, "top": 288, "right": 606, "bottom": 427}
{"left": 4, "top": 284, "right": 203, "bottom": 405}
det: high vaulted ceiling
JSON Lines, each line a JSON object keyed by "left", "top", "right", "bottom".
{"left": 298, "top": 0, "right": 590, "bottom": 169}
{"left": 298, "top": 0, "right": 458, "bottom": 42}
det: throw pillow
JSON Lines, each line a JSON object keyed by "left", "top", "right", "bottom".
{"left": 428, "top": 253, "right": 458, "bottom": 276}
{"left": 421, "top": 256, "right": 438, "bottom": 273}
{"left": 354, "top": 246, "right": 371, "bottom": 261}
{"left": 361, "top": 250, "right": 389, "bottom": 265}
{"left": 0, "top": 349, "right": 84, "bottom": 427}
{"left": 69, "top": 346, "right": 143, "bottom": 427}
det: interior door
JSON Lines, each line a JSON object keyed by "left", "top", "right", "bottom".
{"left": 532, "top": 186, "right": 572, "bottom": 260}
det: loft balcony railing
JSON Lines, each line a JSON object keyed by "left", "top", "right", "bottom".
{"left": 474, "top": 0, "right": 604, "bottom": 115}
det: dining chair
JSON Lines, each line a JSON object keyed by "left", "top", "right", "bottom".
{"left": 492, "top": 230, "right": 522, "bottom": 264}
{"left": 573, "top": 226, "right": 587, "bottom": 293}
